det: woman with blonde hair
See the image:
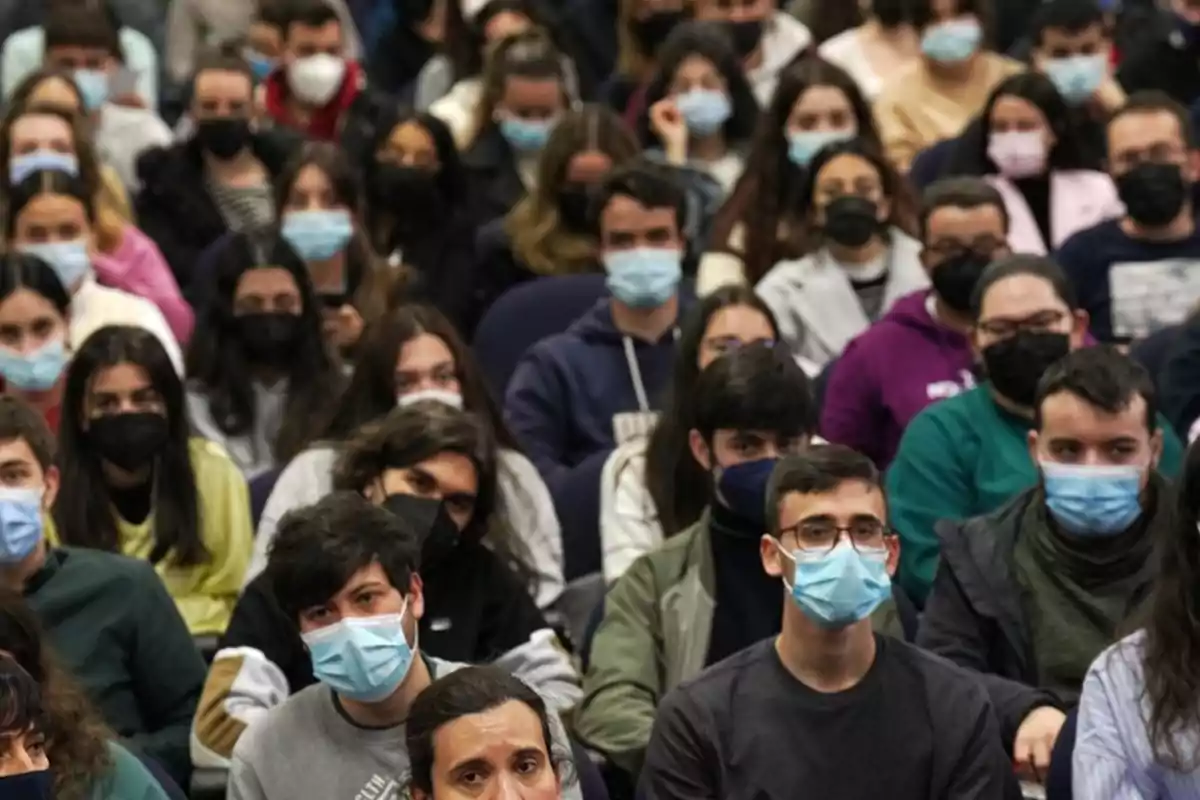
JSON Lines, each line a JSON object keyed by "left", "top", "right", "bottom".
{"left": 472, "top": 104, "right": 640, "bottom": 316}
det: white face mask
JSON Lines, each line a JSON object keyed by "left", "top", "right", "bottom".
{"left": 287, "top": 53, "right": 347, "bottom": 106}
{"left": 396, "top": 388, "right": 465, "bottom": 410}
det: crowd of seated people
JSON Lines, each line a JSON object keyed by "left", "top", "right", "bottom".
{"left": 3, "top": 0, "right": 1200, "bottom": 798}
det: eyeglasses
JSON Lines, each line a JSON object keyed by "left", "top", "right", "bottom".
{"left": 976, "top": 309, "right": 1066, "bottom": 339}
{"left": 779, "top": 517, "right": 889, "bottom": 554}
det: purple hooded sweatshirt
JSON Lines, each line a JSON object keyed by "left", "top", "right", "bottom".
{"left": 820, "top": 290, "right": 976, "bottom": 468}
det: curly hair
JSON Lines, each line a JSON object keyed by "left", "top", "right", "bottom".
{"left": 0, "top": 589, "right": 112, "bottom": 800}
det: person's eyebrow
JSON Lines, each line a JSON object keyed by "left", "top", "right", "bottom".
{"left": 0, "top": 459, "right": 30, "bottom": 471}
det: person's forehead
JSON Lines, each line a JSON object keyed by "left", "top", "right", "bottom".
{"left": 91, "top": 362, "right": 150, "bottom": 393}
{"left": 434, "top": 701, "right": 546, "bottom": 768}
{"left": 335, "top": 562, "right": 393, "bottom": 597}
{"left": 979, "top": 274, "right": 1066, "bottom": 317}
{"left": 778, "top": 480, "right": 885, "bottom": 525}
{"left": 288, "top": 20, "right": 341, "bottom": 40}
{"left": 236, "top": 267, "right": 297, "bottom": 295}
{"left": 194, "top": 69, "right": 253, "bottom": 98}
{"left": 387, "top": 121, "right": 436, "bottom": 153}
{"left": 1040, "top": 24, "right": 1105, "bottom": 44}
{"left": 1109, "top": 110, "right": 1183, "bottom": 148}
{"left": 1039, "top": 391, "right": 1149, "bottom": 438}
{"left": 601, "top": 197, "right": 676, "bottom": 229}
{"left": 926, "top": 204, "right": 1006, "bottom": 238}
{"left": 792, "top": 86, "right": 852, "bottom": 116}
{"left": 565, "top": 150, "right": 612, "bottom": 183}
{"left": 402, "top": 452, "right": 479, "bottom": 492}
{"left": 0, "top": 437, "right": 43, "bottom": 471}
{"left": 12, "top": 114, "right": 72, "bottom": 142}
{"left": 502, "top": 76, "right": 562, "bottom": 103}
{"left": 20, "top": 193, "right": 85, "bottom": 222}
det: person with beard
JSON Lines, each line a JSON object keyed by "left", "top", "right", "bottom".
{"left": 887, "top": 255, "right": 1185, "bottom": 605}
{"left": 1055, "top": 91, "right": 1200, "bottom": 344}
{"left": 918, "top": 346, "right": 1175, "bottom": 789}
{"left": 691, "top": 0, "right": 812, "bottom": 106}
{"left": 818, "top": 0, "right": 919, "bottom": 100}
{"left": 756, "top": 139, "right": 928, "bottom": 371}
{"left": 821, "top": 177, "right": 1010, "bottom": 469}
{"left": 135, "top": 47, "right": 298, "bottom": 304}
{"left": 473, "top": 104, "right": 640, "bottom": 328}
{"left": 184, "top": 232, "right": 345, "bottom": 480}
{"left": 360, "top": 109, "right": 479, "bottom": 334}
{"left": 49, "top": 324, "right": 254, "bottom": 636}
{"left": 579, "top": 346, "right": 911, "bottom": 786}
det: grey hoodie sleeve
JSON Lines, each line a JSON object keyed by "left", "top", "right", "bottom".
{"left": 491, "top": 628, "right": 582, "bottom": 713}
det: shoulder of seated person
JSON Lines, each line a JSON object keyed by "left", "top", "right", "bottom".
{"left": 618, "top": 520, "right": 704, "bottom": 576}
{"left": 188, "top": 436, "right": 237, "bottom": 466}
{"left": 57, "top": 545, "right": 163, "bottom": 588}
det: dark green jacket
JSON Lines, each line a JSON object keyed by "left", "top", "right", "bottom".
{"left": 25, "top": 547, "right": 206, "bottom": 787}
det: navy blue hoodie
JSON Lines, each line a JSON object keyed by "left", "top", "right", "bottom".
{"left": 505, "top": 299, "right": 677, "bottom": 576}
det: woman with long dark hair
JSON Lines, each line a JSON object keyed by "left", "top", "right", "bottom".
{"left": 0, "top": 254, "right": 72, "bottom": 431}
{"left": 185, "top": 231, "right": 344, "bottom": 479}
{"left": 0, "top": 591, "right": 172, "bottom": 800}
{"left": 701, "top": 58, "right": 880, "bottom": 291}
{"left": 246, "top": 303, "right": 564, "bottom": 610}
{"left": 600, "top": 286, "right": 780, "bottom": 581}
{"left": 756, "top": 138, "right": 926, "bottom": 370}
{"left": 1075, "top": 438, "right": 1200, "bottom": 795}
{"left": 52, "top": 326, "right": 253, "bottom": 635}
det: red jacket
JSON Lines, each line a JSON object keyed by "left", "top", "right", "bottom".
{"left": 264, "top": 60, "right": 364, "bottom": 142}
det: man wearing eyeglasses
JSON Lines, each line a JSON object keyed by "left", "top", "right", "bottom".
{"left": 639, "top": 444, "right": 1020, "bottom": 800}
{"left": 887, "top": 255, "right": 1186, "bottom": 609}
{"left": 918, "top": 345, "right": 1176, "bottom": 790}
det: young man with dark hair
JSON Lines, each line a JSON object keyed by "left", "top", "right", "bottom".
{"left": 579, "top": 346, "right": 911, "bottom": 784}
{"left": 640, "top": 445, "right": 1019, "bottom": 800}
{"left": 1025, "top": 0, "right": 1124, "bottom": 112}
{"left": 507, "top": 162, "right": 688, "bottom": 578}
{"left": 1056, "top": 91, "right": 1200, "bottom": 345}
{"left": 260, "top": 0, "right": 364, "bottom": 141}
{"left": 227, "top": 491, "right": 580, "bottom": 800}
{"left": 136, "top": 44, "right": 298, "bottom": 301}
{"left": 42, "top": 4, "right": 171, "bottom": 191}
{"left": 0, "top": 396, "right": 204, "bottom": 788}
{"left": 919, "top": 345, "right": 1172, "bottom": 785}
{"left": 822, "top": 177, "right": 1011, "bottom": 468}
{"left": 192, "top": 402, "right": 578, "bottom": 771}
{"left": 888, "top": 254, "right": 1185, "bottom": 604}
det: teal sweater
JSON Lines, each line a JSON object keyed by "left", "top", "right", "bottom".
{"left": 25, "top": 548, "right": 206, "bottom": 786}
{"left": 92, "top": 741, "right": 172, "bottom": 799}
{"left": 886, "top": 385, "right": 1184, "bottom": 604}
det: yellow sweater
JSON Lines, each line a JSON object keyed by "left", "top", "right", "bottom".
{"left": 48, "top": 438, "right": 253, "bottom": 635}
{"left": 874, "top": 52, "right": 1023, "bottom": 172}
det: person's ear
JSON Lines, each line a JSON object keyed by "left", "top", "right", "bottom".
{"left": 1027, "top": 429, "right": 1041, "bottom": 465}
{"left": 1069, "top": 308, "right": 1090, "bottom": 349}
{"left": 760, "top": 534, "right": 786, "bottom": 579}
{"left": 884, "top": 535, "right": 900, "bottom": 578}
{"left": 1186, "top": 149, "right": 1200, "bottom": 184}
{"left": 876, "top": 194, "right": 892, "bottom": 224}
{"left": 42, "top": 465, "right": 60, "bottom": 510}
{"left": 408, "top": 573, "right": 425, "bottom": 622}
{"left": 919, "top": 246, "right": 936, "bottom": 274}
{"left": 1150, "top": 428, "right": 1164, "bottom": 469}
{"left": 688, "top": 429, "right": 712, "bottom": 470}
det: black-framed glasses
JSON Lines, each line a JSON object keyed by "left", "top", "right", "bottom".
{"left": 780, "top": 517, "right": 889, "bottom": 554}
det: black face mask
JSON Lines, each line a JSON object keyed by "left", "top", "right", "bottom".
{"left": 195, "top": 117, "right": 252, "bottom": 160}
{"left": 823, "top": 196, "right": 881, "bottom": 248}
{"left": 872, "top": 0, "right": 911, "bottom": 27}
{"left": 931, "top": 251, "right": 992, "bottom": 313}
{"left": 89, "top": 412, "right": 169, "bottom": 472}
{"left": 726, "top": 19, "right": 764, "bottom": 58}
{"left": 631, "top": 11, "right": 685, "bottom": 54}
{"left": 981, "top": 331, "right": 1071, "bottom": 408}
{"left": 557, "top": 184, "right": 596, "bottom": 233}
{"left": 1115, "top": 162, "right": 1189, "bottom": 228}
{"left": 381, "top": 493, "right": 461, "bottom": 570}
{"left": 236, "top": 312, "right": 301, "bottom": 363}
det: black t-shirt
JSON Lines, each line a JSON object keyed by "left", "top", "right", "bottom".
{"left": 640, "top": 637, "right": 1021, "bottom": 800}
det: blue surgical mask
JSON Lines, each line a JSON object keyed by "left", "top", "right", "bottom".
{"left": 0, "top": 338, "right": 67, "bottom": 392}
{"left": 281, "top": 209, "right": 354, "bottom": 261}
{"left": 498, "top": 116, "right": 555, "bottom": 153}
{"left": 781, "top": 540, "right": 891, "bottom": 628}
{"left": 603, "top": 247, "right": 683, "bottom": 308}
{"left": 301, "top": 601, "right": 416, "bottom": 702}
{"left": 716, "top": 458, "right": 777, "bottom": 528}
{"left": 676, "top": 89, "right": 732, "bottom": 137}
{"left": 1042, "top": 54, "right": 1106, "bottom": 106}
{"left": 10, "top": 151, "right": 79, "bottom": 184}
{"left": 920, "top": 18, "right": 982, "bottom": 62}
{"left": 0, "top": 770, "right": 52, "bottom": 800}
{"left": 245, "top": 50, "right": 277, "bottom": 82}
{"left": 0, "top": 486, "right": 44, "bottom": 564}
{"left": 1041, "top": 462, "right": 1144, "bottom": 536}
{"left": 19, "top": 240, "right": 92, "bottom": 289}
{"left": 787, "top": 129, "right": 854, "bottom": 168}
{"left": 73, "top": 69, "right": 110, "bottom": 111}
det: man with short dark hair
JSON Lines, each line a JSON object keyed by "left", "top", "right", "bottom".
{"left": 506, "top": 162, "right": 687, "bottom": 577}
{"left": 42, "top": 4, "right": 171, "bottom": 191}
{"left": 887, "top": 254, "right": 1186, "bottom": 604}
{"left": 261, "top": 0, "right": 363, "bottom": 141}
{"left": 1026, "top": 0, "right": 1124, "bottom": 114}
{"left": 919, "top": 345, "right": 1173, "bottom": 786}
{"left": 640, "top": 445, "right": 1020, "bottom": 800}
{"left": 0, "top": 396, "right": 204, "bottom": 788}
{"left": 227, "top": 491, "right": 580, "bottom": 800}
{"left": 1057, "top": 91, "right": 1200, "bottom": 344}
{"left": 822, "top": 177, "right": 1010, "bottom": 468}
